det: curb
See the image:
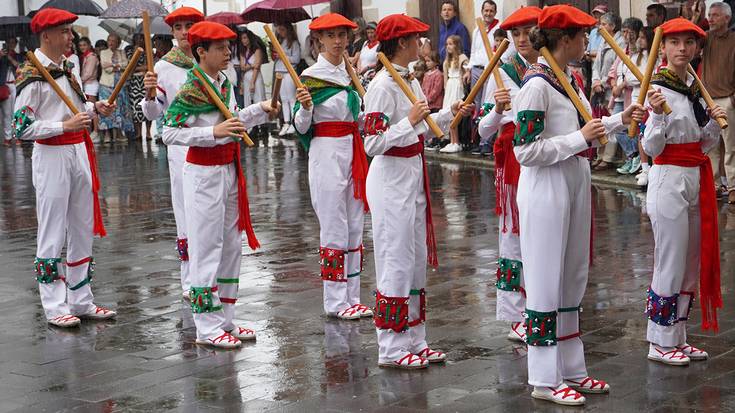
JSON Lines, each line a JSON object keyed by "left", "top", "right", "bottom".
{"left": 423, "top": 151, "right": 643, "bottom": 190}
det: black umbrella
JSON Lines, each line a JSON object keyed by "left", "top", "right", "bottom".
{"left": 0, "top": 16, "right": 32, "bottom": 39}
{"left": 39, "top": 0, "right": 105, "bottom": 16}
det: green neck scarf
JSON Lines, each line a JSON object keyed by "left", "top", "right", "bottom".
{"left": 164, "top": 65, "right": 231, "bottom": 128}
{"left": 162, "top": 47, "right": 194, "bottom": 69}
{"left": 294, "top": 76, "right": 361, "bottom": 150}
{"left": 500, "top": 53, "right": 529, "bottom": 88}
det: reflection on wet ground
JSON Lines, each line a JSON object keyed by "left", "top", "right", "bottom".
{"left": 1, "top": 137, "right": 734, "bottom": 412}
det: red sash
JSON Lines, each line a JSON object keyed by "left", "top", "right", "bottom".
{"left": 384, "top": 140, "right": 438, "bottom": 268}
{"left": 654, "top": 142, "right": 721, "bottom": 332}
{"left": 313, "top": 121, "right": 369, "bottom": 212}
{"left": 38, "top": 130, "right": 106, "bottom": 237}
{"left": 492, "top": 122, "right": 520, "bottom": 234}
{"left": 186, "top": 142, "right": 260, "bottom": 250}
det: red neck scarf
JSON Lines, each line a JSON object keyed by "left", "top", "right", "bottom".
{"left": 486, "top": 18, "right": 499, "bottom": 32}
{"left": 654, "top": 142, "right": 721, "bottom": 332}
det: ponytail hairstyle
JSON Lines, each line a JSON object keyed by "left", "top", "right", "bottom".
{"left": 529, "top": 26, "right": 584, "bottom": 52}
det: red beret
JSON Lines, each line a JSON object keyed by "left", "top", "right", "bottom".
{"left": 500, "top": 6, "right": 542, "bottom": 30}
{"left": 538, "top": 5, "right": 596, "bottom": 30}
{"left": 187, "top": 21, "right": 236, "bottom": 46}
{"left": 31, "top": 8, "right": 78, "bottom": 34}
{"left": 164, "top": 7, "right": 205, "bottom": 27}
{"left": 375, "top": 14, "right": 429, "bottom": 42}
{"left": 661, "top": 17, "right": 707, "bottom": 39}
{"left": 309, "top": 13, "right": 357, "bottom": 31}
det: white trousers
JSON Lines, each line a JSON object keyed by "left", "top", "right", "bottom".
{"left": 517, "top": 156, "right": 589, "bottom": 387}
{"left": 708, "top": 97, "right": 735, "bottom": 190}
{"left": 32, "top": 143, "right": 96, "bottom": 318}
{"left": 1, "top": 84, "right": 15, "bottom": 140}
{"left": 367, "top": 155, "right": 428, "bottom": 363}
{"left": 278, "top": 73, "right": 296, "bottom": 123}
{"left": 308, "top": 135, "right": 364, "bottom": 315}
{"left": 168, "top": 145, "right": 190, "bottom": 294}
{"left": 645, "top": 164, "right": 700, "bottom": 347}
{"left": 183, "top": 161, "right": 242, "bottom": 341}
{"left": 496, "top": 194, "right": 525, "bottom": 323}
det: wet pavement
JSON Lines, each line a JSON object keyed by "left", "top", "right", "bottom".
{"left": 1, "top": 135, "right": 735, "bottom": 413}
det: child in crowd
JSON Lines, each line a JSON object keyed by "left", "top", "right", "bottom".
{"left": 439, "top": 35, "right": 468, "bottom": 153}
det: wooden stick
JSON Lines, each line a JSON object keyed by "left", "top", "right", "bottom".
{"left": 25, "top": 51, "right": 79, "bottom": 114}
{"left": 377, "top": 52, "right": 445, "bottom": 138}
{"left": 476, "top": 17, "right": 510, "bottom": 112}
{"left": 450, "top": 39, "right": 509, "bottom": 129}
{"left": 271, "top": 73, "right": 282, "bottom": 110}
{"left": 191, "top": 69, "right": 254, "bottom": 146}
{"left": 264, "top": 25, "right": 304, "bottom": 90}
{"left": 598, "top": 27, "right": 671, "bottom": 115}
{"left": 343, "top": 54, "right": 366, "bottom": 97}
{"left": 629, "top": 26, "right": 664, "bottom": 137}
{"left": 689, "top": 64, "right": 728, "bottom": 129}
{"left": 142, "top": 12, "right": 156, "bottom": 100}
{"left": 108, "top": 47, "right": 143, "bottom": 105}
{"left": 539, "top": 47, "right": 607, "bottom": 145}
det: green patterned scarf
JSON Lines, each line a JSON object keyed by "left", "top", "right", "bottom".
{"left": 293, "top": 75, "right": 361, "bottom": 150}
{"left": 163, "top": 65, "right": 231, "bottom": 128}
{"left": 15, "top": 59, "right": 86, "bottom": 103}
{"left": 162, "top": 47, "right": 194, "bottom": 69}
{"left": 500, "top": 53, "right": 528, "bottom": 88}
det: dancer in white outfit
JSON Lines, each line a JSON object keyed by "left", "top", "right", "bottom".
{"left": 14, "top": 8, "right": 117, "bottom": 328}
{"left": 477, "top": 6, "right": 542, "bottom": 344}
{"left": 293, "top": 13, "right": 373, "bottom": 321}
{"left": 514, "top": 5, "right": 644, "bottom": 405}
{"left": 162, "top": 21, "right": 278, "bottom": 348}
{"left": 142, "top": 7, "right": 204, "bottom": 300}
{"left": 641, "top": 18, "right": 725, "bottom": 366}
{"left": 364, "top": 14, "right": 473, "bottom": 369}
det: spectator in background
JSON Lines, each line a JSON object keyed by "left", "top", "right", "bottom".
{"left": 235, "top": 28, "right": 267, "bottom": 109}
{"left": 591, "top": 12, "right": 624, "bottom": 171}
{"left": 467, "top": 1, "right": 500, "bottom": 110}
{"left": 422, "top": 51, "right": 444, "bottom": 114}
{"left": 493, "top": 29, "right": 507, "bottom": 52}
{"left": 0, "top": 38, "right": 18, "bottom": 146}
{"left": 357, "top": 22, "right": 378, "bottom": 74}
{"left": 683, "top": 0, "right": 710, "bottom": 30}
{"left": 646, "top": 3, "right": 667, "bottom": 28}
{"left": 439, "top": 35, "right": 468, "bottom": 154}
{"left": 702, "top": 2, "right": 735, "bottom": 202}
{"left": 98, "top": 33, "right": 131, "bottom": 143}
{"left": 439, "top": 0, "right": 470, "bottom": 61}
{"left": 64, "top": 35, "right": 81, "bottom": 80}
{"left": 586, "top": 4, "right": 609, "bottom": 60}
{"left": 273, "top": 23, "right": 301, "bottom": 136}
{"left": 349, "top": 16, "right": 367, "bottom": 58}
{"left": 126, "top": 33, "right": 150, "bottom": 140}
{"left": 153, "top": 36, "right": 173, "bottom": 60}
{"left": 78, "top": 37, "right": 99, "bottom": 140}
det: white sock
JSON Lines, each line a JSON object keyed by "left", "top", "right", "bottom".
{"left": 641, "top": 163, "right": 650, "bottom": 172}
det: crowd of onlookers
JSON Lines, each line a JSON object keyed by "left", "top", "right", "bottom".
{"left": 1, "top": 1, "right": 735, "bottom": 199}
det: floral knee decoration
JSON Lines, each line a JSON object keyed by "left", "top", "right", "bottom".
{"left": 34, "top": 257, "right": 63, "bottom": 284}
{"left": 496, "top": 258, "right": 522, "bottom": 292}
{"left": 524, "top": 309, "right": 557, "bottom": 346}
{"left": 189, "top": 286, "right": 222, "bottom": 313}
{"left": 374, "top": 290, "right": 409, "bottom": 333}
{"left": 320, "top": 247, "right": 346, "bottom": 282}
{"left": 646, "top": 287, "right": 679, "bottom": 327}
{"left": 177, "top": 238, "right": 189, "bottom": 261}
{"left": 408, "top": 288, "right": 426, "bottom": 327}
{"left": 67, "top": 257, "right": 95, "bottom": 291}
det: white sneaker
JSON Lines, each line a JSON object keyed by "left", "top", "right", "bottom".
{"left": 636, "top": 170, "right": 649, "bottom": 186}
{"left": 378, "top": 352, "right": 428, "bottom": 369}
{"left": 507, "top": 322, "right": 526, "bottom": 342}
{"left": 76, "top": 305, "right": 116, "bottom": 320}
{"left": 647, "top": 343, "right": 690, "bottom": 366}
{"left": 677, "top": 343, "right": 708, "bottom": 361}
{"left": 531, "top": 384, "right": 585, "bottom": 406}
{"left": 439, "top": 143, "right": 461, "bottom": 153}
{"left": 564, "top": 376, "right": 610, "bottom": 393}
{"left": 278, "top": 124, "right": 290, "bottom": 136}
{"left": 48, "top": 314, "right": 81, "bottom": 328}
{"left": 415, "top": 347, "right": 447, "bottom": 363}
{"left": 286, "top": 125, "right": 296, "bottom": 135}
{"left": 196, "top": 332, "right": 241, "bottom": 349}
{"left": 337, "top": 306, "right": 362, "bottom": 320}
{"left": 228, "top": 326, "right": 256, "bottom": 341}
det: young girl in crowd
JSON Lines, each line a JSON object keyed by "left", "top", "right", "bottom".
{"left": 235, "top": 29, "right": 267, "bottom": 108}
{"left": 421, "top": 52, "right": 444, "bottom": 114}
{"left": 440, "top": 35, "right": 468, "bottom": 153}
{"left": 273, "top": 23, "right": 301, "bottom": 136}
{"left": 642, "top": 17, "right": 725, "bottom": 367}
{"left": 627, "top": 27, "right": 656, "bottom": 186}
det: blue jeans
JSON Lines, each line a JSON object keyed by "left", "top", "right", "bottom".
{"left": 613, "top": 101, "right": 638, "bottom": 158}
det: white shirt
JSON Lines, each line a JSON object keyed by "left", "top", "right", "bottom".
{"left": 363, "top": 64, "right": 453, "bottom": 157}
{"left": 67, "top": 53, "right": 81, "bottom": 81}
{"left": 274, "top": 39, "right": 301, "bottom": 73}
{"left": 162, "top": 70, "right": 268, "bottom": 147}
{"left": 642, "top": 72, "right": 721, "bottom": 158}
{"left": 468, "top": 20, "right": 516, "bottom": 68}
{"left": 14, "top": 49, "right": 95, "bottom": 141}
{"left": 141, "top": 56, "right": 191, "bottom": 121}
{"left": 358, "top": 41, "right": 379, "bottom": 72}
{"left": 478, "top": 53, "right": 529, "bottom": 140}
{"left": 294, "top": 54, "right": 355, "bottom": 135}
{"left": 513, "top": 57, "right": 625, "bottom": 167}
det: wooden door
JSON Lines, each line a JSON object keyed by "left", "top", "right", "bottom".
{"left": 419, "top": 0, "right": 444, "bottom": 52}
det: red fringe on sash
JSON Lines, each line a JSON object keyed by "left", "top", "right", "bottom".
{"left": 492, "top": 122, "right": 520, "bottom": 234}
